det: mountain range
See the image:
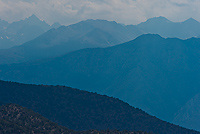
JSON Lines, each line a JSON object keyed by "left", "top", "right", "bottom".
{"left": 2, "top": 16, "right": 200, "bottom": 64}
{"left": 1, "top": 16, "right": 200, "bottom": 131}
{"left": 0, "top": 80, "right": 198, "bottom": 134}
{"left": 1, "top": 34, "right": 200, "bottom": 131}
{"left": 0, "top": 14, "right": 61, "bottom": 49}
{"left": 0, "top": 18, "right": 142, "bottom": 64}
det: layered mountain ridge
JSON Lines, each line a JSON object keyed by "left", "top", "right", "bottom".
{"left": 1, "top": 34, "right": 200, "bottom": 126}
{"left": 0, "top": 18, "right": 142, "bottom": 64}
{"left": 0, "top": 80, "right": 198, "bottom": 134}
{"left": 1, "top": 16, "right": 200, "bottom": 131}
{"left": 0, "top": 14, "right": 61, "bottom": 49}
{"left": 1, "top": 16, "right": 200, "bottom": 64}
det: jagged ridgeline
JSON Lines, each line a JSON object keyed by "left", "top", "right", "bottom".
{"left": 0, "top": 14, "right": 54, "bottom": 49}
{"left": 2, "top": 16, "right": 200, "bottom": 64}
{"left": 0, "top": 80, "right": 198, "bottom": 134}
{"left": 0, "top": 18, "right": 142, "bottom": 64}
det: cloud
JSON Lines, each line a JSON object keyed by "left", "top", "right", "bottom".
{"left": 0, "top": 0, "right": 35, "bottom": 22}
{"left": 0, "top": 0, "right": 200, "bottom": 25}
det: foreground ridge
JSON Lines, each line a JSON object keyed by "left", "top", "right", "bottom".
{"left": 0, "top": 80, "right": 199, "bottom": 134}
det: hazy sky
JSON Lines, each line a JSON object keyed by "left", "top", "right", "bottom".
{"left": 0, "top": 0, "right": 199, "bottom": 25}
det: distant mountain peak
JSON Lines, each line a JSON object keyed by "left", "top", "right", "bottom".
{"left": 136, "top": 33, "right": 164, "bottom": 40}
{"left": 27, "top": 14, "right": 40, "bottom": 21}
{"left": 83, "top": 19, "right": 118, "bottom": 25}
{"left": 137, "top": 16, "right": 172, "bottom": 28}
{"left": 30, "top": 14, "right": 37, "bottom": 18}
{"left": 85, "top": 19, "right": 109, "bottom": 22}
{"left": 183, "top": 18, "right": 199, "bottom": 23}
{"left": 156, "top": 16, "right": 168, "bottom": 19}
{"left": 25, "top": 14, "right": 47, "bottom": 24}
{"left": 51, "top": 22, "right": 61, "bottom": 29}
{"left": 23, "top": 14, "right": 50, "bottom": 30}
{"left": 187, "top": 17, "right": 197, "bottom": 21}
{"left": 146, "top": 16, "right": 171, "bottom": 23}
{"left": 0, "top": 19, "right": 9, "bottom": 25}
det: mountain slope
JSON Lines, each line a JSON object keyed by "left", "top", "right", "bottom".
{"left": 51, "top": 22, "right": 61, "bottom": 29}
{"left": 1, "top": 34, "right": 200, "bottom": 124}
{"left": 0, "top": 103, "right": 72, "bottom": 134}
{"left": 0, "top": 103, "right": 153, "bottom": 134}
{"left": 0, "top": 19, "right": 9, "bottom": 30}
{"left": 0, "top": 80, "right": 198, "bottom": 134}
{"left": 0, "top": 14, "right": 51, "bottom": 49}
{"left": 173, "top": 92, "right": 200, "bottom": 131}
{"left": 0, "top": 19, "right": 142, "bottom": 64}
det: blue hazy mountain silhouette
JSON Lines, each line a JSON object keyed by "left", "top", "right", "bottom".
{"left": 1, "top": 16, "right": 200, "bottom": 64}
{"left": 173, "top": 91, "right": 200, "bottom": 131}
{"left": 51, "top": 22, "right": 61, "bottom": 29}
{"left": 136, "top": 16, "right": 200, "bottom": 39}
{"left": 0, "top": 19, "right": 9, "bottom": 30}
{"left": 1, "top": 34, "right": 200, "bottom": 128}
{"left": 0, "top": 19, "right": 142, "bottom": 64}
{"left": 1, "top": 16, "right": 200, "bottom": 131}
{"left": 1, "top": 15, "right": 200, "bottom": 49}
{"left": 0, "top": 14, "right": 52, "bottom": 49}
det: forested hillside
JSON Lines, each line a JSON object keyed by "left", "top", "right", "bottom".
{"left": 0, "top": 80, "right": 198, "bottom": 134}
{"left": 0, "top": 103, "right": 152, "bottom": 134}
